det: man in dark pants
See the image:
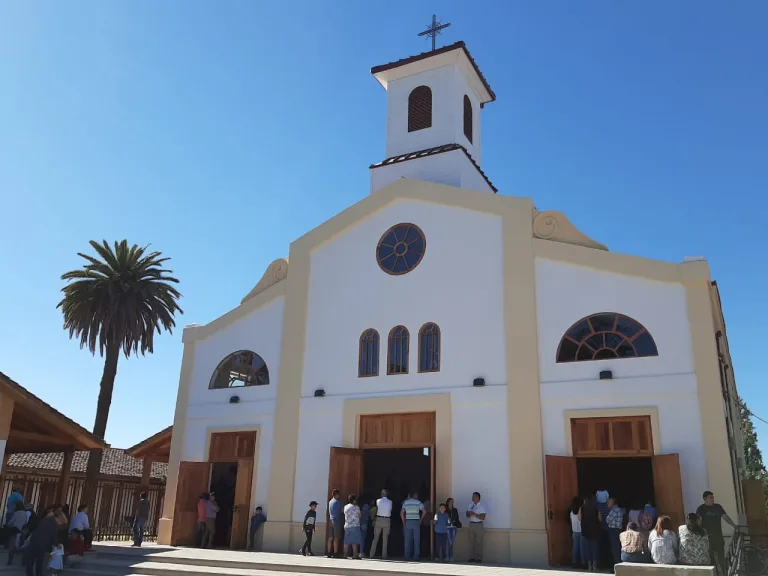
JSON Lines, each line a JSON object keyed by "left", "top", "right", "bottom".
{"left": 24, "top": 507, "right": 58, "bottom": 576}
{"left": 696, "top": 490, "right": 737, "bottom": 576}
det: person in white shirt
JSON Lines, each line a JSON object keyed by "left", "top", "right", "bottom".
{"left": 69, "top": 504, "right": 93, "bottom": 550}
{"left": 371, "top": 489, "right": 392, "bottom": 558}
{"left": 466, "top": 492, "right": 487, "bottom": 563}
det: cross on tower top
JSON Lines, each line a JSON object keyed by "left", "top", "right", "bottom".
{"left": 418, "top": 15, "right": 451, "bottom": 51}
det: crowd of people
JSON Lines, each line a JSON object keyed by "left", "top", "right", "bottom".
{"left": 1, "top": 485, "right": 153, "bottom": 576}
{"left": 317, "top": 488, "right": 487, "bottom": 562}
{"left": 569, "top": 489, "right": 736, "bottom": 573}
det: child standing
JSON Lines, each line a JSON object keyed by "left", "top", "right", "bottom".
{"left": 300, "top": 501, "right": 318, "bottom": 556}
{"left": 433, "top": 503, "right": 450, "bottom": 561}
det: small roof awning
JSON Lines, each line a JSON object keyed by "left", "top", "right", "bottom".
{"left": 1, "top": 372, "right": 107, "bottom": 454}
{"left": 125, "top": 425, "right": 172, "bottom": 463}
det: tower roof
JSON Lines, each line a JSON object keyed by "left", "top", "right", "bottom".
{"left": 371, "top": 41, "right": 496, "bottom": 104}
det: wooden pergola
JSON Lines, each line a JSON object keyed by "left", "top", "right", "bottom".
{"left": 0, "top": 371, "right": 107, "bottom": 504}
{"left": 125, "top": 425, "right": 172, "bottom": 491}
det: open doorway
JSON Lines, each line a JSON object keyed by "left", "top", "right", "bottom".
{"left": 210, "top": 462, "right": 238, "bottom": 548}
{"left": 362, "top": 447, "right": 431, "bottom": 558}
{"left": 577, "top": 457, "right": 655, "bottom": 510}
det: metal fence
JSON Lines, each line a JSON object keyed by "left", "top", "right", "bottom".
{"left": 1, "top": 473, "right": 165, "bottom": 542}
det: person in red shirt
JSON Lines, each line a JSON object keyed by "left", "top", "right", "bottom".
{"left": 196, "top": 493, "right": 209, "bottom": 548}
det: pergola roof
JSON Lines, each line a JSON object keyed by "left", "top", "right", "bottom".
{"left": 0, "top": 372, "right": 107, "bottom": 454}
{"left": 125, "top": 425, "right": 172, "bottom": 463}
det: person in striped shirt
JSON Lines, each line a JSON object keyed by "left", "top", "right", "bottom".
{"left": 400, "top": 491, "right": 425, "bottom": 561}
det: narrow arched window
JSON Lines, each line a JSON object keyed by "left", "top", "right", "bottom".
{"left": 359, "top": 329, "right": 380, "bottom": 377}
{"left": 387, "top": 325, "right": 410, "bottom": 375}
{"left": 408, "top": 86, "right": 432, "bottom": 132}
{"left": 463, "top": 95, "right": 473, "bottom": 143}
{"left": 556, "top": 313, "right": 659, "bottom": 363}
{"left": 209, "top": 350, "right": 270, "bottom": 388}
{"left": 418, "top": 322, "right": 441, "bottom": 373}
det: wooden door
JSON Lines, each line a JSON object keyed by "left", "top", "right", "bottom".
{"left": 653, "top": 453, "right": 685, "bottom": 528}
{"left": 545, "top": 455, "right": 578, "bottom": 566}
{"left": 230, "top": 458, "right": 254, "bottom": 549}
{"left": 327, "top": 447, "right": 363, "bottom": 554}
{"left": 171, "top": 461, "right": 211, "bottom": 546}
{"left": 209, "top": 431, "right": 256, "bottom": 462}
{"left": 571, "top": 416, "right": 653, "bottom": 457}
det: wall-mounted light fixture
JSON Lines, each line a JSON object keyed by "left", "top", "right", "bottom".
{"left": 314, "top": 389, "right": 326, "bottom": 398}
{"left": 473, "top": 378, "right": 485, "bottom": 387}
{"left": 599, "top": 370, "right": 613, "bottom": 380}
{"left": 229, "top": 395, "right": 241, "bottom": 404}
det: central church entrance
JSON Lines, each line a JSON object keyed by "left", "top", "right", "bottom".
{"left": 328, "top": 412, "right": 436, "bottom": 559}
{"left": 544, "top": 416, "right": 685, "bottom": 567}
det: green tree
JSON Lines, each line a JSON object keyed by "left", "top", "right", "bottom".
{"left": 739, "top": 397, "right": 767, "bottom": 481}
{"left": 59, "top": 240, "right": 183, "bottom": 503}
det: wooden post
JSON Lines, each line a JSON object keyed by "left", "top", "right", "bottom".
{"left": 0, "top": 392, "right": 14, "bottom": 477}
{"left": 56, "top": 450, "right": 74, "bottom": 506}
{"left": 135, "top": 456, "right": 153, "bottom": 511}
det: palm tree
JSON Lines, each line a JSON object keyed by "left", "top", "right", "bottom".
{"left": 59, "top": 240, "right": 183, "bottom": 504}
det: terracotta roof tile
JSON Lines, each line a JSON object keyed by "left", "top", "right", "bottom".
{"left": 369, "top": 143, "right": 497, "bottom": 193}
{"left": 371, "top": 41, "right": 496, "bottom": 103}
{"left": 6, "top": 448, "right": 167, "bottom": 480}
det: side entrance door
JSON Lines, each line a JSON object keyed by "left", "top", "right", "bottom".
{"left": 327, "top": 447, "right": 364, "bottom": 552}
{"left": 545, "top": 455, "right": 578, "bottom": 566}
{"left": 653, "top": 453, "right": 685, "bottom": 528}
{"left": 171, "top": 461, "right": 211, "bottom": 546}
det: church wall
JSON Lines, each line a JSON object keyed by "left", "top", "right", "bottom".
{"left": 451, "top": 66, "right": 481, "bottom": 163}
{"left": 188, "top": 296, "right": 284, "bottom": 405}
{"left": 535, "top": 258, "right": 694, "bottom": 383}
{"left": 302, "top": 198, "right": 506, "bottom": 398}
{"left": 540, "top": 376, "right": 709, "bottom": 515}
{"left": 290, "top": 387, "right": 512, "bottom": 530}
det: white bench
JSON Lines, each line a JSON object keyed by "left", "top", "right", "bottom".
{"left": 614, "top": 563, "right": 715, "bottom": 576}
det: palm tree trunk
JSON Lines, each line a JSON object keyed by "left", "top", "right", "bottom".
{"left": 83, "top": 343, "right": 120, "bottom": 507}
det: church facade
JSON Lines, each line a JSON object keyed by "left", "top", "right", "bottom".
{"left": 157, "top": 42, "right": 746, "bottom": 566}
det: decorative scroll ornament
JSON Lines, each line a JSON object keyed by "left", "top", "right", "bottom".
{"left": 532, "top": 210, "right": 608, "bottom": 251}
{"left": 241, "top": 258, "right": 289, "bottom": 304}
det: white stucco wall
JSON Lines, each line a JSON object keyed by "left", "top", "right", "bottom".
{"left": 385, "top": 65, "right": 482, "bottom": 162}
{"left": 370, "top": 150, "right": 494, "bottom": 195}
{"left": 535, "top": 258, "right": 707, "bottom": 513}
{"left": 291, "top": 387, "right": 512, "bottom": 530}
{"left": 180, "top": 295, "right": 285, "bottom": 516}
{"left": 303, "top": 199, "right": 505, "bottom": 398}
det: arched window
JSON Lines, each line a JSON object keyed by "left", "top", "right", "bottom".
{"left": 556, "top": 313, "right": 659, "bottom": 363}
{"left": 418, "top": 322, "right": 441, "bottom": 373}
{"left": 387, "top": 325, "right": 410, "bottom": 375}
{"left": 463, "top": 95, "right": 473, "bottom": 143}
{"left": 209, "top": 350, "right": 270, "bottom": 388}
{"left": 359, "top": 329, "right": 380, "bottom": 377}
{"left": 408, "top": 86, "right": 432, "bottom": 132}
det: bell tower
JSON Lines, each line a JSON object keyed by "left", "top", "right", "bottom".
{"left": 369, "top": 40, "right": 497, "bottom": 194}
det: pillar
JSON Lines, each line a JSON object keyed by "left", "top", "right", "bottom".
{"left": 56, "top": 450, "right": 74, "bottom": 506}
{"left": 0, "top": 392, "right": 14, "bottom": 476}
{"left": 135, "top": 456, "right": 153, "bottom": 509}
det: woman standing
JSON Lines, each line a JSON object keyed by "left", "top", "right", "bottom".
{"left": 444, "top": 498, "right": 461, "bottom": 562}
{"left": 649, "top": 516, "right": 679, "bottom": 564}
{"left": 578, "top": 495, "right": 602, "bottom": 572}
{"left": 678, "top": 513, "right": 710, "bottom": 566}
{"left": 343, "top": 494, "right": 362, "bottom": 560}
{"left": 570, "top": 497, "right": 585, "bottom": 568}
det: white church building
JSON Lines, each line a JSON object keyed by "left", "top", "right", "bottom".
{"left": 157, "top": 41, "right": 746, "bottom": 566}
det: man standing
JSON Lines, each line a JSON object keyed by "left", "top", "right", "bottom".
{"left": 24, "top": 506, "right": 58, "bottom": 576}
{"left": 371, "top": 489, "right": 392, "bottom": 558}
{"left": 466, "top": 492, "right": 487, "bottom": 563}
{"left": 132, "top": 492, "right": 151, "bottom": 547}
{"left": 696, "top": 491, "right": 736, "bottom": 574}
{"left": 249, "top": 506, "right": 267, "bottom": 550}
{"left": 401, "top": 491, "right": 425, "bottom": 561}
{"left": 202, "top": 492, "right": 219, "bottom": 548}
{"left": 327, "top": 489, "right": 343, "bottom": 558}
{"left": 605, "top": 498, "right": 625, "bottom": 565}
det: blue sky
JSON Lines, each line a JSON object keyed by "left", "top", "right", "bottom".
{"left": 1, "top": 1, "right": 766, "bottom": 451}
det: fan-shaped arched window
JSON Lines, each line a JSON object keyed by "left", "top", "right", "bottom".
{"left": 359, "top": 329, "right": 380, "bottom": 377}
{"left": 463, "top": 95, "right": 473, "bottom": 143}
{"left": 408, "top": 86, "right": 432, "bottom": 132}
{"left": 209, "top": 350, "right": 270, "bottom": 388}
{"left": 556, "top": 313, "right": 659, "bottom": 363}
{"left": 387, "top": 325, "right": 410, "bottom": 375}
{"left": 418, "top": 322, "right": 441, "bottom": 373}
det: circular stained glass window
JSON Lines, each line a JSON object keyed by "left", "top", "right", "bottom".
{"left": 376, "top": 223, "right": 426, "bottom": 275}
